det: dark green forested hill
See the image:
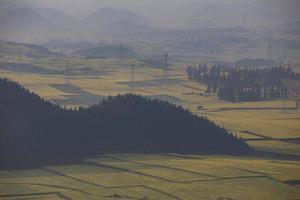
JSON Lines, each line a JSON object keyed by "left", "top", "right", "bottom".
{"left": 0, "top": 78, "right": 250, "bottom": 169}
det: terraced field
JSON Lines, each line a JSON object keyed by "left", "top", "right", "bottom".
{"left": 0, "top": 154, "right": 299, "bottom": 200}
{"left": 0, "top": 58, "right": 299, "bottom": 199}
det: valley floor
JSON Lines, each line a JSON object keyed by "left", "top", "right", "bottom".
{"left": 0, "top": 58, "right": 299, "bottom": 199}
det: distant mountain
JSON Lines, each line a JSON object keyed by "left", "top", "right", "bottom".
{"left": 97, "top": 20, "right": 159, "bottom": 39}
{"left": 0, "top": 3, "right": 35, "bottom": 18}
{"left": 0, "top": 78, "right": 250, "bottom": 169}
{"left": 254, "top": 20, "right": 300, "bottom": 35}
{"left": 74, "top": 45, "right": 138, "bottom": 59}
{"left": 85, "top": 7, "right": 151, "bottom": 27}
{"left": 0, "top": 6, "right": 154, "bottom": 41}
{"left": 0, "top": 8, "right": 59, "bottom": 40}
{"left": 182, "top": 19, "right": 219, "bottom": 30}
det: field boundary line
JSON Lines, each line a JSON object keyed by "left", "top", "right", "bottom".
{"left": 0, "top": 191, "right": 59, "bottom": 198}
{"left": 84, "top": 160, "right": 179, "bottom": 182}
{"left": 84, "top": 161, "right": 269, "bottom": 184}
{"left": 0, "top": 182, "right": 94, "bottom": 197}
{"left": 101, "top": 155, "right": 220, "bottom": 179}
{"left": 42, "top": 167, "right": 107, "bottom": 188}
{"left": 143, "top": 185, "right": 182, "bottom": 200}
{"left": 42, "top": 165, "right": 181, "bottom": 199}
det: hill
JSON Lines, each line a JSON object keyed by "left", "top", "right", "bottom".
{"left": 85, "top": 7, "right": 151, "bottom": 27}
{"left": 0, "top": 62, "right": 62, "bottom": 74}
{"left": 0, "top": 78, "right": 250, "bottom": 169}
{"left": 34, "top": 7, "right": 83, "bottom": 32}
{"left": 0, "top": 41, "right": 60, "bottom": 58}
{"left": 74, "top": 45, "right": 138, "bottom": 59}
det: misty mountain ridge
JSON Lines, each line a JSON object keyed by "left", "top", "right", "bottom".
{"left": 34, "top": 7, "right": 84, "bottom": 32}
{"left": 0, "top": 5, "right": 298, "bottom": 57}
{"left": 0, "top": 7, "right": 60, "bottom": 40}
{"left": 85, "top": 7, "right": 152, "bottom": 27}
{"left": 0, "top": 6, "right": 155, "bottom": 41}
{"left": 96, "top": 20, "right": 159, "bottom": 39}
{"left": 0, "top": 7, "right": 55, "bottom": 29}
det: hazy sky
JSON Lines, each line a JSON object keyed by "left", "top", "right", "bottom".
{"left": 1, "top": 0, "right": 299, "bottom": 28}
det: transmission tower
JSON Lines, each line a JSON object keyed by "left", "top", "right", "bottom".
{"left": 162, "top": 52, "right": 169, "bottom": 79}
{"left": 119, "top": 42, "right": 123, "bottom": 61}
{"left": 281, "top": 97, "right": 288, "bottom": 114}
{"left": 281, "top": 79, "right": 289, "bottom": 114}
{"left": 210, "top": 49, "right": 215, "bottom": 63}
{"left": 18, "top": 48, "right": 23, "bottom": 82}
{"left": 267, "top": 37, "right": 273, "bottom": 61}
{"left": 242, "top": 13, "right": 247, "bottom": 27}
{"left": 208, "top": 34, "right": 215, "bottom": 64}
{"left": 64, "top": 60, "right": 70, "bottom": 84}
{"left": 130, "top": 60, "right": 136, "bottom": 93}
{"left": 281, "top": 48, "right": 287, "bottom": 64}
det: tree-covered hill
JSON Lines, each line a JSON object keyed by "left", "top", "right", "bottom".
{"left": 0, "top": 78, "right": 250, "bottom": 169}
{"left": 74, "top": 45, "right": 137, "bottom": 59}
{"left": 0, "top": 41, "right": 61, "bottom": 58}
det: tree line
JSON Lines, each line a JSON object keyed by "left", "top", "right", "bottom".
{"left": 186, "top": 64, "right": 297, "bottom": 102}
{"left": 0, "top": 78, "right": 250, "bottom": 169}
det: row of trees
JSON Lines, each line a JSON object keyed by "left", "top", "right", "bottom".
{"left": 0, "top": 78, "right": 250, "bottom": 169}
{"left": 187, "top": 64, "right": 297, "bottom": 102}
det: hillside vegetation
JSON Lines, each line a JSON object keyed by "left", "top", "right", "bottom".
{"left": 74, "top": 45, "right": 137, "bottom": 59}
{"left": 0, "top": 78, "right": 249, "bottom": 169}
{"left": 0, "top": 41, "right": 59, "bottom": 58}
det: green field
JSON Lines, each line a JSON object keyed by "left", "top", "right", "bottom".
{"left": 0, "top": 57, "right": 299, "bottom": 199}
{"left": 0, "top": 154, "right": 299, "bottom": 200}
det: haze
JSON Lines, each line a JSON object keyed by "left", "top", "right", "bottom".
{"left": 0, "top": 0, "right": 300, "bottom": 199}
{"left": 1, "top": 0, "right": 299, "bottom": 28}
